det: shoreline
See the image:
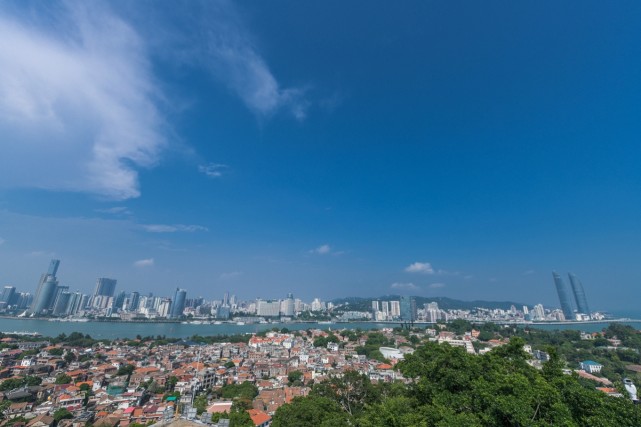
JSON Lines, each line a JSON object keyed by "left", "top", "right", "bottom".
{"left": 0, "top": 315, "right": 638, "bottom": 326}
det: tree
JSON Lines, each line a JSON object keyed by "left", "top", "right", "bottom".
{"left": 0, "top": 378, "right": 24, "bottom": 391}
{"left": 24, "top": 376, "right": 41, "bottom": 386}
{"left": 48, "top": 348, "right": 64, "bottom": 356}
{"left": 53, "top": 408, "right": 73, "bottom": 422}
{"left": 167, "top": 376, "right": 178, "bottom": 391}
{"left": 0, "top": 401, "right": 10, "bottom": 420}
{"left": 287, "top": 370, "right": 303, "bottom": 386}
{"left": 55, "top": 374, "right": 72, "bottom": 384}
{"left": 311, "top": 370, "right": 378, "bottom": 416}
{"left": 229, "top": 405, "right": 253, "bottom": 427}
{"left": 271, "top": 396, "right": 351, "bottom": 427}
{"left": 193, "top": 394, "right": 208, "bottom": 415}
{"left": 116, "top": 364, "right": 135, "bottom": 377}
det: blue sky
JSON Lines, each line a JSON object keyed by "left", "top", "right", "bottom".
{"left": 1, "top": 1, "right": 640, "bottom": 310}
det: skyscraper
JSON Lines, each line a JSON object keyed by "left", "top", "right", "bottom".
{"left": 31, "top": 274, "right": 58, "bottom": 314}
{"left": 281, "top": 293, "right": 295, "bottom": 316}
{"left": 52, "top": 292, "right": 71, "bottom": 315}
{"left": 568, "top": 273, "right": 590, "bottom": 315}
{"left": 94, "top": 278, "right": 117, "bottom": 298}
{"left": 170, "top": 288, "right": 187, "bottom": 318}
{"left": 552, "top": 272, "right": 574, "bottom": 320}
{"left": 0, "top": 286, "right": 16, "bottom": 305}
{"left": 128, "top": 291, "right": 140, "bottom": 312}
{"left": 29, "top": 259, "right": 61, "bottom": 314}
{"left": 400, "top": 296, "right": 417, "bottom": 322}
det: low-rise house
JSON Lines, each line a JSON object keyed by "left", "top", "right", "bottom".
{"left": 580, "top": 360, "right": 603, "bottom": 374}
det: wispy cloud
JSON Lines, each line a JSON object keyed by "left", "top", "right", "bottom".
{"left": 220, "top": 271, "right": 242, "bottom": 280}
{"left": 0, "top": 237, "right": 5, "bottom": 246}
{"left": 310, "top": 244, "right": 331, "bottom": 255}
{"left": 429, "top": 283, "right": 445, "bottom": 289}
{"left": 196, "top": 3, "right": 309, "bottom": 119}
{"left": 391, "top": 282, "right": 419, "bottom": 290}
{"left": 405, "top": 262, "right": 435, "bottom": 274}
{"left": 141, "top": 224, "right": 208, "bottom": 233}
{"left": 0, "top": 2, "right": 166, "bottom": 200}
{"left": 133, "top": 258, "right": 154, "bottom": 267}
{"left": 523, "top": 269, "right": 535, "bottom": 276}
{"left": 27, "top": 250, "right": 56, "bottom": 258}
{"left": 96, "top": 206, "right": 132, "bottom": 215}
{"left": 199, "top": 163, "right": 229, "bottom": 178}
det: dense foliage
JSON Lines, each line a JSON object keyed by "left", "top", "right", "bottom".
{"left": 272, "top": 337, "right": 641, "bottom": 426}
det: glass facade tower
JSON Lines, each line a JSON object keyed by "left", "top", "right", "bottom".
{"left": 94, "top": 278, "right": 117, "bottom": 298}
{"left": 29, "top": 259, "right": 61, "bottom": 314}
{"left": 552, "top": 272, "right": 574, "bottom": 320}
{"left": 400, "top": 296, "right": 417, "bottom": 322}
{"left": 170, "top": 288, "right": 187, "bottom": 318}
{"left": 568, "top": 273, "right": 590, "bottom": 315}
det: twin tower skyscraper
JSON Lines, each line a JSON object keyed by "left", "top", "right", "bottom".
{"left": 552, "top": 272, "right": 591, "bottom": 320}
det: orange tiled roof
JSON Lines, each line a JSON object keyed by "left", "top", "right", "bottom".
{"left": 247, "top": 409, "right": 271, "bottom": 425}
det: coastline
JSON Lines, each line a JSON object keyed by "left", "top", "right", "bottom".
{"left": 0, "top": 315, "right": 638, "bottom": 326}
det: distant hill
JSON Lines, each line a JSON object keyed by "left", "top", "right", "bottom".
{"left": 331, "top": 295, "right": 525, "bottom": 312}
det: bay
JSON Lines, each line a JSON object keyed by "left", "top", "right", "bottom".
{"left": 0, "top": 317, "right": 640, "bottom": 339}
{"left": 0, "top": 318, "right": 387, "bottom": 339}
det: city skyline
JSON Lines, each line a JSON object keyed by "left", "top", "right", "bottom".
{"left": 1, "top": 2, "right": 641, "bottom": 309}
{"left": 1, "top": 258, "right": 604, "bottom": 320}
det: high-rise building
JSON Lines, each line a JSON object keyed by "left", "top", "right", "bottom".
{"left": 552, "top": 272, "right": 574, "bottom": 320}
{"left": 52, "top": 292, "right": 71, "bottom": 315}
{"left": 400, "top": 296, "right": 416, "bottom": 322}
{"left": 29, "top": 260, "right": 61, "bottom": 314}
{"left": 281, "top": 294, "right": 295, "bottom": 316}
{"left": 170, "top": 288, "right": 187, "bottom": 318}
{"left": 371, "top": 301, "right": 380, "bottom": 313}
{"left": 390, "top": 301, "right": 401, "bottom": 317}
{"left": 568, "top": 273, "right": 590, "bottom": 315}
{"left": 47, "top": 259, "right": 60, "bottom": 276}
{"left": 51, "top": 286, "right": 69, "bottom": 310}
{"left": 128, "top": 291, "right": 140, "bottom": 312}
{"left": 16, "top": 293, "right": 33, "bottom": 310}
{"left": 31, "top": 275, "right": 58, "bottom": 314}
{"left": 257, "top": 300, "right": 281, "bottom": 317}
{"left": 94, "top": 278, "right": 117, "bottom": 298}
{"left": 223, "top": 292, "right": 229, "bottom": 307}
{"left": 66, "top": 292, "right": 83, "bottom": 315}
{"left": 532, "top": 304, "right": 545, "bottom": 321}
{"left": 112, "top": 291, "right": 126, "bottom": 312}
{"left": 29, "top": 259, "right": 60, "bottom": 314}
{"left": 0, "top": 286, "right": 16, "bottom": 305}
{"left": 381, "top": 301, "right": 389, "bottom": 317}
{"left": 157, "top": 299, "right": 172, "bottom": 318}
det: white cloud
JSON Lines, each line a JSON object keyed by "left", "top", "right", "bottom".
{"left": 405, "top": 262, "right": 435, "bottom": 274}
{"left": 311, "top": 244, "right": 331, "bottom": 255}
{"left": 197, "top": 3, "right": 308, "bottom": 119}
{"left": 523, "top": 269, "right": 535, "bottom": 276}
{"left": 0, "top": 237, "right": 5, "bottom": 245}
{"left": 199, "top": 163, "right": 228, "bottom": 178}
{"left": 220, "top": 271, "right": 242, "bottom": 280}
{"left": 391, "top": 282, "right": 419, "bottom": 290}
{"left": 96, "top": 206, "right": 132, "bottom": 215}
{"left": 142, "top": 224, "right": 208, "bottom": 233}
{"left": 133, "top": 258, "right": 154, "bottom": 267}
{"left": 0, "top": 3, "right": 166, "bottom": 200}
{"left": 429, "top": 283, "right": 445, "bottom": 289}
